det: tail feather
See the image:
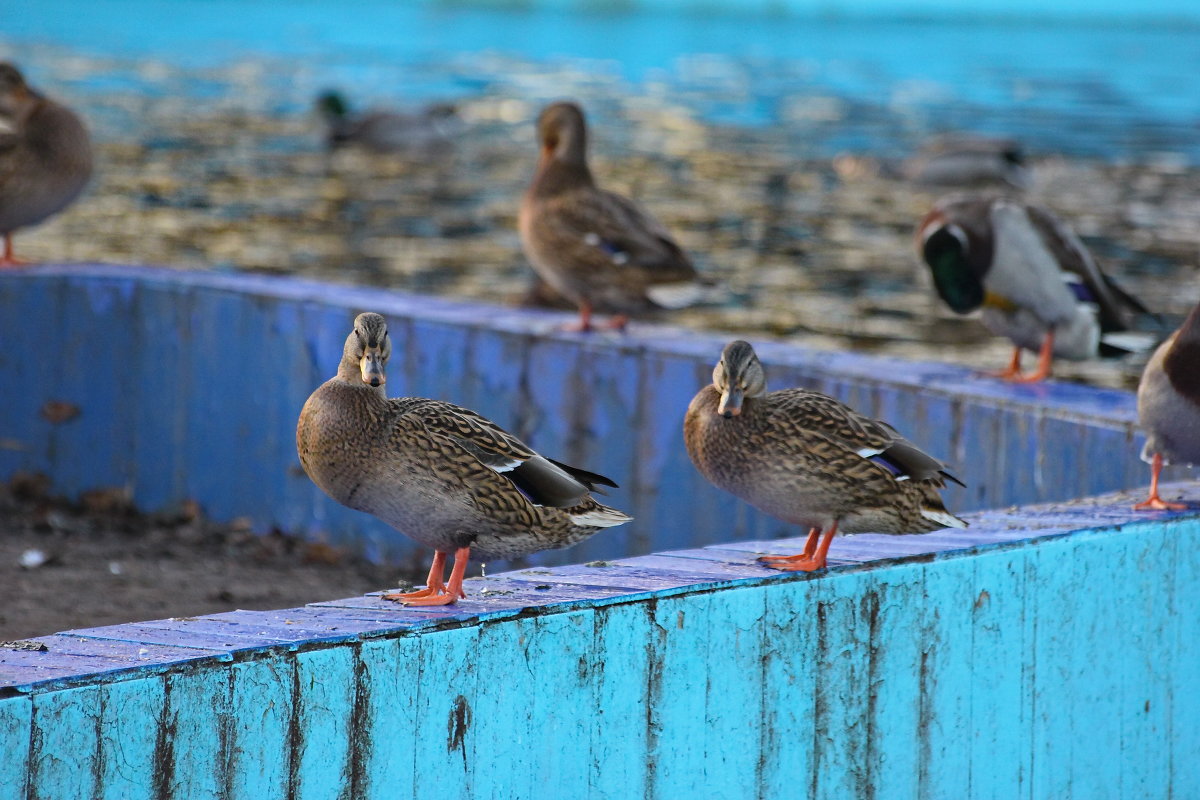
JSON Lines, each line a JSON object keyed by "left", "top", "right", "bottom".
{"left": 646, "top": 277, "right": 724, "bottom": 310}
{"left": 1102, "top": 273, "right": 1156, "bottom": 318}
{"left": 1099, "top": 330, "right": 1160, "bottom": 357}
{"left": 646, "top": 280, "right": 707, "bottom": 309}
{"left": 921, "top": 507, "right": 968, "bottom": 529}
{"left": 567, "top": 501, "right": 633, "bottom": 529}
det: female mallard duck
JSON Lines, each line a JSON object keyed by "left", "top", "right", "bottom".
{"left": 0, "top": 62, "right": 92, "bottom": 266}
{"left": 917, "top": 194, "right": 1153, "bottom": 382}
{"left": 315, "top": 90, "right": 460, "bottom": 154}
{"left": 519, "top": 100, "right": 705, "bottom": 332}
{"left": 684, "top": 340, "right": 967, "bottom": 572}
{"left": 1134, "top": 300, "right": 1200, "bottom": 510}
{"left": 297, "top": 312, "right": 631, "bottom": 605}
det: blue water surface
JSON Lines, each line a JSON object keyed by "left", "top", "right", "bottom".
{"left": 4, "top": 1, "right": 1199, "bottom": 160}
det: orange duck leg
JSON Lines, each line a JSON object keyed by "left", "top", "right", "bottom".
{"left": 0, "top": 234, "right": 29, "bottom": 268}
{"left": 758, "top": 523, "right": 837, "bottom": 573}
{"left": 385, "top": 547, "right": 471, "bottom": 606}
{"left": 988, "top": 331, "right": 1055, "bottom": 384}
{"left": 383, "top": 550, "right": 449, "bottom": 602}
{"left": 1133, "top": 452, "right": 1187, "bottom": 511}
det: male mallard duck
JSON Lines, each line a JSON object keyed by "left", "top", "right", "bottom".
{"left": 904, "top": 134, "right": 1030, "bottom": 190}
{"left": 684, "top": 340, "right": 967, "bottom": 572}
{"left": 0, "top": 62, "right": 92, "bottom": 266}
{"left": 315, "top": 90, "right": 460, "bottom": 154}
{"left": 519, "top": 100, "right": 705, "bottom": 332}
{"left": 1134, "top": 300, "right": 1200, "bottom": 510}
{"left": 917, "top": 194, "right": 1153, "bottom": 382}
{"left": 297, "top": 312, "right": 631, "bottom": 604}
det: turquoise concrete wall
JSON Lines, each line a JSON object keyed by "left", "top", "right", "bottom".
{"left": 0, "top": 265, "right": 1155, "bottom": 569}
{"left": 3, "top": 486, "right": 1198, "bottom": 799}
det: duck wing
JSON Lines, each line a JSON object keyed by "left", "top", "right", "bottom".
{"left": 539, "top": 185, "right": 696, "bottom": 284}
{"left": 392, "top": 398, "right": 615, "bottom": 508}
{"left": 768, "top": 389, "right": 964, "bottom": 487}
{"left": 1023, "top": 203, "right": 1146, "bottom": 331}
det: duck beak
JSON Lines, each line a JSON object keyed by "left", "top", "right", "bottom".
{"left": 359, "top": 352, "right": 386, "bottom": 387}
{"left": 718, "top": 389, "right": 743, "bottom": 418}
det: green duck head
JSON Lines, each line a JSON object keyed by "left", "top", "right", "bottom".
{"left": 315, "top": 90, "right": 350, "bottom": 121}
{"left": 922, "top": 223, "right": 984, "bottom": 314}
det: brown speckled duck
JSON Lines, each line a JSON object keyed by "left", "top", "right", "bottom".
{"left": 0, "top": 63, "right": 92, "bottom": 266}
{"left": 297, "top": 312, "right": 632, "bottom": 604}
{"left": 917, "top": 194, "right": 1152, "bottom": 382}
{"left": 1134, "top": 301, "right": 1200, "bottom": 510}
{"left": 684, "top": 340, "right": 967, "bottom": 572}
{"left": 519, "top": 100, "right": 704, "bottom": 332}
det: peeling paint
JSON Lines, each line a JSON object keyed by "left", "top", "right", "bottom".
{"left": 447, "top": 694, "right": 471, "bottom": 769}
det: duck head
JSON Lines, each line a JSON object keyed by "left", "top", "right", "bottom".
{"left": 0, "top": 63, "right": 38, "bottom": 123}
{"left": 918, "top": 205, "right": 986, "bottom": 314}
{"left": 713, "top": 340, "right": 767, "bottom": 418}
{"left": 315, "top": 90, "right": 349, "bottom": 121}
{"left": 341, "top": 312, "right": 392, "bottom": 388}
{"left": 536, "top": 101, "right": 588, "bottom": 167}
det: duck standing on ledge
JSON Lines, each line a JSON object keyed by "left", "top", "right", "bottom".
{"left": 0, "top": 62, "right": 92, "bottom": 266}
{"left": 917, "top": 194, "right": 1153, "bottom": 383}
{"left": 1134, "top": 301, "right": 1200, "bottom": 510}
{"left": 684, "top": 340, "right": 966, "bottom": 572}
{"left": 297, "top": 313, "right": 631, "bottom": 605}
{"left": 519, "top": 101, "right": 705, "bottom": 332}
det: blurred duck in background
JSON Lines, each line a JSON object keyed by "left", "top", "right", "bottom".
{"left": 917, "top": 194, "right": 1155, "bottom": 383}
{"left": 904, "top": 134, "right": 1031, "bottom": 190}
{"left": 0, "top": 62, "right": 92, "bottom": 266}
{"left": 1134, "top": 300, "right": 1200, "bottom": 510}
{"left": 315, "top": 90, "right": 462, "bottom": 154}
{"left": 520, "top": 100, "right": 708, "bottom": 332}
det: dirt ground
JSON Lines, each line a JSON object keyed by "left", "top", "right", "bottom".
{"left": 0, "top": 474, "right": 421, "bottom": 641}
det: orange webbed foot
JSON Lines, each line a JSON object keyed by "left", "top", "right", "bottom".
{"left": 382, "top": 585, "right": 441, "bottom": 602}
{"left": 1132, "top": 496, "right": 1187, "bottom": 512}
{"left": 385, "top": 547, "right": 471, "bottom": 606}
{"left": 1134, "top": 454, "right": 1187, "bottom": 511}
{"left": 758, "top": 525, "right": 835, "bottom": 573}
{"left": 393, "top": 589, "right": 460, "bottom": 606}
{"left": 758, "top": 554, "right": 827, "bottom": 573}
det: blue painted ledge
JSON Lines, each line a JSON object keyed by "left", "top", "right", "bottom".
{"left": 3, "top": 483, "right": 1198, "bottom": 799}
{"left": 0, "top": 264, "right": 1158, "bottom": 568}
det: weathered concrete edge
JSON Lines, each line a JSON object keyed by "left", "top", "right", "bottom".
{"left": 3, "top": 481, "right": 1192, "bottom": 697}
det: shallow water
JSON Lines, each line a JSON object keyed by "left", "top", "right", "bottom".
{"left": 7, "top": 3, "right": 1200, "bottom": 160}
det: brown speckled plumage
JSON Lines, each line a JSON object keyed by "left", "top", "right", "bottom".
{"left": 684, "top": 341, "right": 966, "bottom": 550}
{"left": 297, "top": 313, "right": 631, "bottom": 567}
{"left": 0, "top": 63, "right": 92, "bottom": 261}
{"left": 518, "top": 101, "right": 702, "bottom": 329}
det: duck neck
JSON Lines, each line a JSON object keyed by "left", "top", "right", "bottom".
{"left": 335, "top": 359, "right": 388, "bottom": 400}
{"left": 531, "top": 133, "right": 594, "bottom": 198}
